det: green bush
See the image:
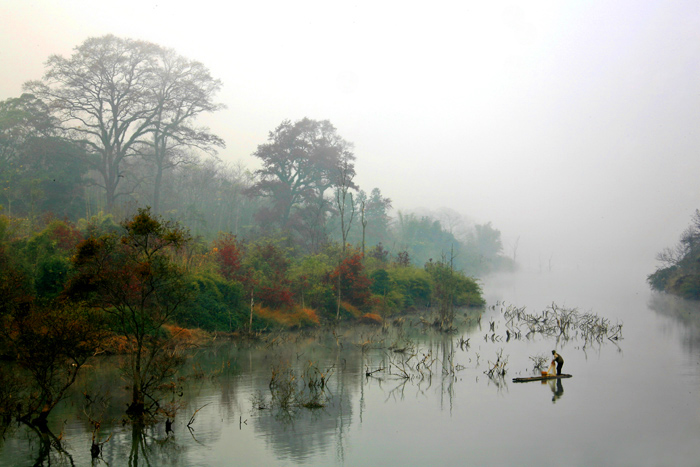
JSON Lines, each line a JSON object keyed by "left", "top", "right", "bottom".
{"left": 647, "top": 266, "right": 677, "bottom": 292}
{"left": 180, "top": 273, "right": 246, "bottom": 332}
{"left": 370, "top": 269, "right": 390, "bottom": 295}
{"left": 425, "top": 259, "right": 485, "bottom": 310}
{"left": 671, "top": 274, "right": 700, "bottom": 300}
{"left": 452, "top": 274, "right": 486, "bottom": 307}
{"left": 289, "top": 253, "right": 336, "bottom": 316}
{"left": 8, "top": 221, "right": 80, "bottom": 301}
{"left": 388, "top": 267, "right": 432, "bottom": 308}
{"left": 35, "top": 256, "right": 70, "bottom": 301}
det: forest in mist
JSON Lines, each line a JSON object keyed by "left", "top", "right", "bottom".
{"left": 0, "top": 35, "right": 506, "bottom": 431}
{"left": 0, "top": 35, "right": 513, "bottom": 277}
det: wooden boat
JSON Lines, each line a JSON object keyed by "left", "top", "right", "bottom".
{"left": 512, "top": 374, "right": 572, "bottom": 383}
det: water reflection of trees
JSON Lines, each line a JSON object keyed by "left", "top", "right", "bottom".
{"left": 649, "top": 292, "right": 700, "bottom": 351}
{"left": 96, "top": 423, "right": 185, "bottom": 466}
{"left": 362, "top": 323, "right": 475, "bottom": 413}
{"left": 208, "top": 321, "right": 478, "bottom": 464}
{"left": 0, "top": 420, "right": 187, "bottom": 467}
{"left": 1, "top": 314, "right": 490, "bottom": 465}
{"left": 246, "top": 336, "right": 362, "bottom": 464}
{"left": 14, "top": 425, "right": 76, "bottom": 467}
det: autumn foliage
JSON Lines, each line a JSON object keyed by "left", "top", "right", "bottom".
{"left": 359, "top": 313, "right": 383, "bottom": 325}
{"left": 0, "top": 201, "right": 489, "bottom": 431}
{"left": 246, "top": 241, "right": 294, "bottom": 309}
{"left": 212, "top": 233, "right": 245, "bottom": 282}
{"left": 255, "top": 305, "right": 319, "bottom": 328}
{"left": 45, "top": 220, "right": 83, "bottom": 251}
{"left": 329, "top": 253, "right": 372, "bottom": 307}
{"left": 68, "top": 208, "right": 193, "bottom": 418}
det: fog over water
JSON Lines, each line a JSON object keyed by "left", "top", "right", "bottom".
{"left": 2, "top": 1, "right": 699, "bottom": 272}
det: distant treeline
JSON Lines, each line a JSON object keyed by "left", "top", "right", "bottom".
{"left": 649, "top": 209, "right": 700, "bottom": 299}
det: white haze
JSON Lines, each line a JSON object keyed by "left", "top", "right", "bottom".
{"left": 1, "top": 0, "right": 699, "bottom": 275}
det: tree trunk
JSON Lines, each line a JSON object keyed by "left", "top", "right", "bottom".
{"left": 32, "top": 410, "right": 50, "bottom": 433}
{"left": 128, "top": 343, "right": 145, "bottom": 418}
{"left": 249, "top": 290, "right": 254, "bottom": 333}
{"left": 336, "top": 273, "right": 342, "bottom": 321}
{"left": 153, "top": 163, "right": 163, "bottom": 214}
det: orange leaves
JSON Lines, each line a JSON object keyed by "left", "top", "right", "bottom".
{"left": 339, "top": 301, "right": 362, "bottom": 318}
{"left": 102, "top": 335, "right": 137, "bottom": 354}
{"left": 162, "top": 324, "right": 210, "bottom": 347}
{"left": 359, "top": 313, "right": 383, "bottom": 325}
{"left": 255, "top": 305, "right": 319, "bottom": 328}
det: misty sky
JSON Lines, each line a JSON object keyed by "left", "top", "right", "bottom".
{"left": 1, "top": 1, "right": 699, "bottom": 274}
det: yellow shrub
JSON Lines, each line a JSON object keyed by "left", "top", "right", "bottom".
{"left": 340, "top": 301, "right": 362, "bottom": 318}
{"left": 359, "top": 313, "right": 383, "bottom": 325}
{"left": 255, "top": 305, "right": 320, "bottom": 328}
{"left": 162, "top": 324, "right": 211, "bottom": 346}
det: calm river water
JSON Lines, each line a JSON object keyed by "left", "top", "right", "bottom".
{"left": 3, "top": 266, "right": 700, "bottom": 466}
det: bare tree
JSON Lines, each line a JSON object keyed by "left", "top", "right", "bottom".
{"left": 656, "top": 244, "right": 687, "bottom": 267}
{"left": 145, "top": 48, "right": 225, "bottom": 213}
{"left": 25, "top": 36, "right": 160, "bottom": 211}
{"left": 511, "top": 235, "right": 520, "bottom": 263}
{"left": 436, "top": 207, "right": 472, "bottom": 241}
{"left": 335, "top": 150, "right": 357, "bottom": 255}
{"left": 360, "top": 196, "right": 368, "bottom": 258}
{"left": 25, "top": 35, "right": 224, "bottom": 213}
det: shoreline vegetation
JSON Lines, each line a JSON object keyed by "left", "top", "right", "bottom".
{"left": 648, "top": 209, "right": 700, "bottom": 300}
{"left": 0, "top": 208, "right": 493, "bottom": 442}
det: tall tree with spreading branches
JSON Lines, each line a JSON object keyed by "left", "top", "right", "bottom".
{"left": 248, "top": 118, "right": 355, "bottom": 234}
{"left": 145, "top": 47, "right": 225, "bottom": 213}
{"left": 24, "top": 35, "right": 224, "bottom": 213}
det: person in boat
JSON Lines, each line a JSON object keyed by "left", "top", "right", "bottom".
{"left": 551, "top": 350, "right": 564, "bottom": 375}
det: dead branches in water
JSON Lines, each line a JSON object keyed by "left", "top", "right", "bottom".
{"left": 458, "top": 336, "right": 470, "bottom": 351}
{"left": 370, "top": 344, "right": 463, "bottom": 384}
{"left": 500, "top": 302, "right": 623, "bottom": 345}
{"left": 260, "top": 359, "right": 336, "bottom": 415}
{"left": 484, "top": 349, "right": 508, "bottom": 379}
{"left": 529, "top": 353, "right": 549, "bottom": 371}
{"left": 482, "top": 349, "right": 509, "bottom": 390}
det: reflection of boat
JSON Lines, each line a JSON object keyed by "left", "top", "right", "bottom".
{"left": 512, "top": 374, "right": 572, "bottom": 383}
